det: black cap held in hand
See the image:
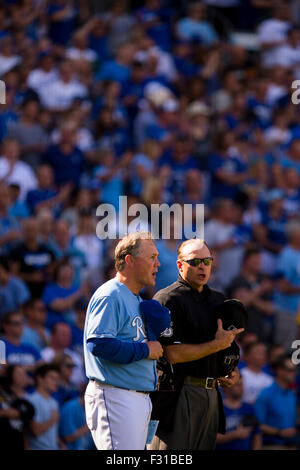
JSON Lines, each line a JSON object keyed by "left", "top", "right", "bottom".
{"left": 215, "top": 299, "right": 248, "bottom": 331}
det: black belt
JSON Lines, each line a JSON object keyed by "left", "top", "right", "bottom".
{"left": 91, "top": 379, "right": 149, "bottom": 394}
{"left": 184, "top": 376, "right": 217, "bottom": 389}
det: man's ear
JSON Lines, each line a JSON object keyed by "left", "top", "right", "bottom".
{"left": 124, "top": 253, "right": 134, "bottom": 268}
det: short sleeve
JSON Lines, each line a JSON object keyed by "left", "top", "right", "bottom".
{"left": 254, "top": 390, "right": 269, "bottom": 424}
{"left": 277, "top": 250, "right": 294, "bottom": 281}
{"left": 59, "top": 403, "right": 77, "bottom": 437}
{"left": 85, "top": 295, "right": 124, "bottom": 340}
{"left": 13, "top": 277, "right": 31, "bottom": 305}
{"left": 153, "top": 293, "right": 184, "bottom": 347}
{"left": 28, "top": 396, "right": 44, "bottom": 423}
{"left": 42, "top": 285, "right": 57, "bottom": 307}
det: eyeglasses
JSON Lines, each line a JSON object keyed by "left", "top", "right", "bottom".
{"left": 182, "top": 257, "right": 214, "bottom": 267}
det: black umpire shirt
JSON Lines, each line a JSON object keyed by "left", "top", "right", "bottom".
{"left": 154, "top": 274, "right": 226, "bottom": 379}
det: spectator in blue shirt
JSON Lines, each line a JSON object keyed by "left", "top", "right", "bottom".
{"left": 26, "top": 164, "right": 70, "bottom": 216}
{"left": 160, "top": 134, "right": 199, "bottom": 198}
{"left": 135, "top": 0, "right": 173, "bottom": 52}
{"left": 216, "top": 377, "right": 262, "bottom": 450}
{"left": 121, "top": 60, "right": 148, "bottom": 126}
{"left": 208, "top": 131, "right": 248, "bottom": 200}
{"left": 59, "top": 392, "right": 95, "bottom": 450}
{"left": 273, "top": 220, "right": 300, "bottom": 350}
{"left": 279, "top": 138, "right": 300, "bottom": 176}
{"left": 172, "top": 39, "right": 199, "bottom": 79}
{"left": 224, "top": 91, "right": 252, "bottom": 133}
{"left": 50, "top": 219, "right": 87, "bottom": 288}
{"left": 254, "top": 354, "right": 298, "bottom": 449}
{"left": 42, "top": 121, "right": 86, "bottom": 188}
{"left": 92, "top": 79, "right": 126, "bottom": 123}
{"left": 93, "top": 148, "right": 128, "bottom": 210}
{"left": 247, "top": 77, "right": 273, "bottom": 129}
{"left": 96, "top": 42, "right": 135, "bottom": 83}
{"left": 0, "top": 183, "right": 20, "bottom": 255}
{"left": 0, "top": 90, "right": 18, "bottom": 142}
{"left": 42, "top": 260, "right": 87, "bottom": 329}
{"left": 130, "top": 139, "right": 162, "bottom": 196}
{"left": 94, "top": 106, "right": 131, "bottom": 158}
{"left": 21, "top": 298, "right": 49, "bottom": 351}
{"left": 176, "top": 1, "right": 218, "bottom": 45}
{"left": 145, "top": 98, "right": 179, "bottom": 148}
{"left": 1, "top": 311, "right": 41, "bottom": 369}
{"left": 7, "top": 183, "right": 30, "bottom": 220}
{"left": 48, "top": 0, "right": 77, "bottom": 46}
{"left": 51, "top": 352, "right": 80, "bottom": 407}
{"left": 259, "top": 190, "right": 288, "bottom": 251}
{"left": 87, "top": 17, "right": 111, "bottom": 63}
{"left": 0, "top": 255, "right": 30, "bottom": 321}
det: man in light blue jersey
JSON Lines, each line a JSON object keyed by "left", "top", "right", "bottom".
{"left": 83, "top": 232, "right": 164, "bottom": 450}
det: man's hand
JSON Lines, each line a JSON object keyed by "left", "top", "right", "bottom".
{"left": 4, "top": 407, "right": 20, "bottom": 419}
{"left": 218, "top": 367, "right": 240, "bottom": 388}
{"left": 280, "top": 428, "right": 297, "bottom": 439}
{"left": 214, "top": 319, "right": 244, "bottom": 351}
{"left": 50, "top": 410, "right": 60, "bottom": 424}
{"left": 147, "top": 341, "right": 163, "bottom": 360}
{"left": 233, "top": 426, "right": 254, "bottom": 440}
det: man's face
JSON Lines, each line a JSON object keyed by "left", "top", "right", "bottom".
{"left": 177, "top": 241, "right": 212, "bottom": 291}
{"left": 246, "top": 344, "right": 267, "bottom": 368}
{"left": 23, "top": 218, "right": 39, "bottom": 242}
{"left": 5, "top": 313, "right": 24, "bottom": 339}
{"left": 131, "top": 239, "right": 160, "bottom": 287}
{"left": 4, "top": 140, "right": 20, "bottom": 162}
{"left": 245, "top": 253, "right": 261, "bottom": 274}
{"left": 53, "top": 324, "right": 71, "bottom": 349}
{"left": 277, "top": 359, "right": 296, "bottom": 385}
{"left": 31, "top": 300, "right": 46, "bottom": 324}
{"left": 37, "top": 165, "right": 53, "bottom": 188}
{"left": 41, "top": 370, "right": 59, "bottom": 394}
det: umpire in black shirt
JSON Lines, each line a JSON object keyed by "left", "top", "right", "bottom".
{"left": 149, "top": 239, "right": 244, "bottom": 450}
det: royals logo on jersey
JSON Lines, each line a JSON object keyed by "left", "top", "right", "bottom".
{"left": 132, "top": 315, "right": 147, "bottom": 342}
{"left": 160, "top": 323, "right": 173, "bottom": 338}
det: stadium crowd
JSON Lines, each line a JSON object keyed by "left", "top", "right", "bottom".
{"left": 1, "top": 0, "right": 300, "bottom": 450}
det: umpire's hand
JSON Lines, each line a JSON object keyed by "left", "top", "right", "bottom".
{"left": 214, "top": 319, "right": 244, "bottom": 351}
{"left": 147, "top": 341, "right": 164, "bottom": 360}
{"left": 218, "top": 367, "right": 240, "bottom": 388}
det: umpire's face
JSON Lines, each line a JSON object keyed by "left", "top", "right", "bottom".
{"left": 131, "top": 239, "right": 160, "bottom": 287}
{"left": 177, "top": 241, "right": 212, "bottom": 292}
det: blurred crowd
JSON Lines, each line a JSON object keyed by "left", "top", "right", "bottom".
{"left": 1, "top": 0, "right": 300, "bottom": 450}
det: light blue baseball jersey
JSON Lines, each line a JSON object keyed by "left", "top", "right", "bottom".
{"left": 83, "top": 277, "right": 157, "bottom": 391}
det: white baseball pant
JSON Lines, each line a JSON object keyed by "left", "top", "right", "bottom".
{"left": 84, "top": 380, "right": 152, "bottom": 450}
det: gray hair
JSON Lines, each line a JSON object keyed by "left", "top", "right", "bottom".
{"left": 114, "top": 231, "right": 153, "bottom": 272}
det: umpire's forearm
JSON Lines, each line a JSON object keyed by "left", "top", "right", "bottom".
{"left": 164, "top": 340, "right": 223, "bottom": 364}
